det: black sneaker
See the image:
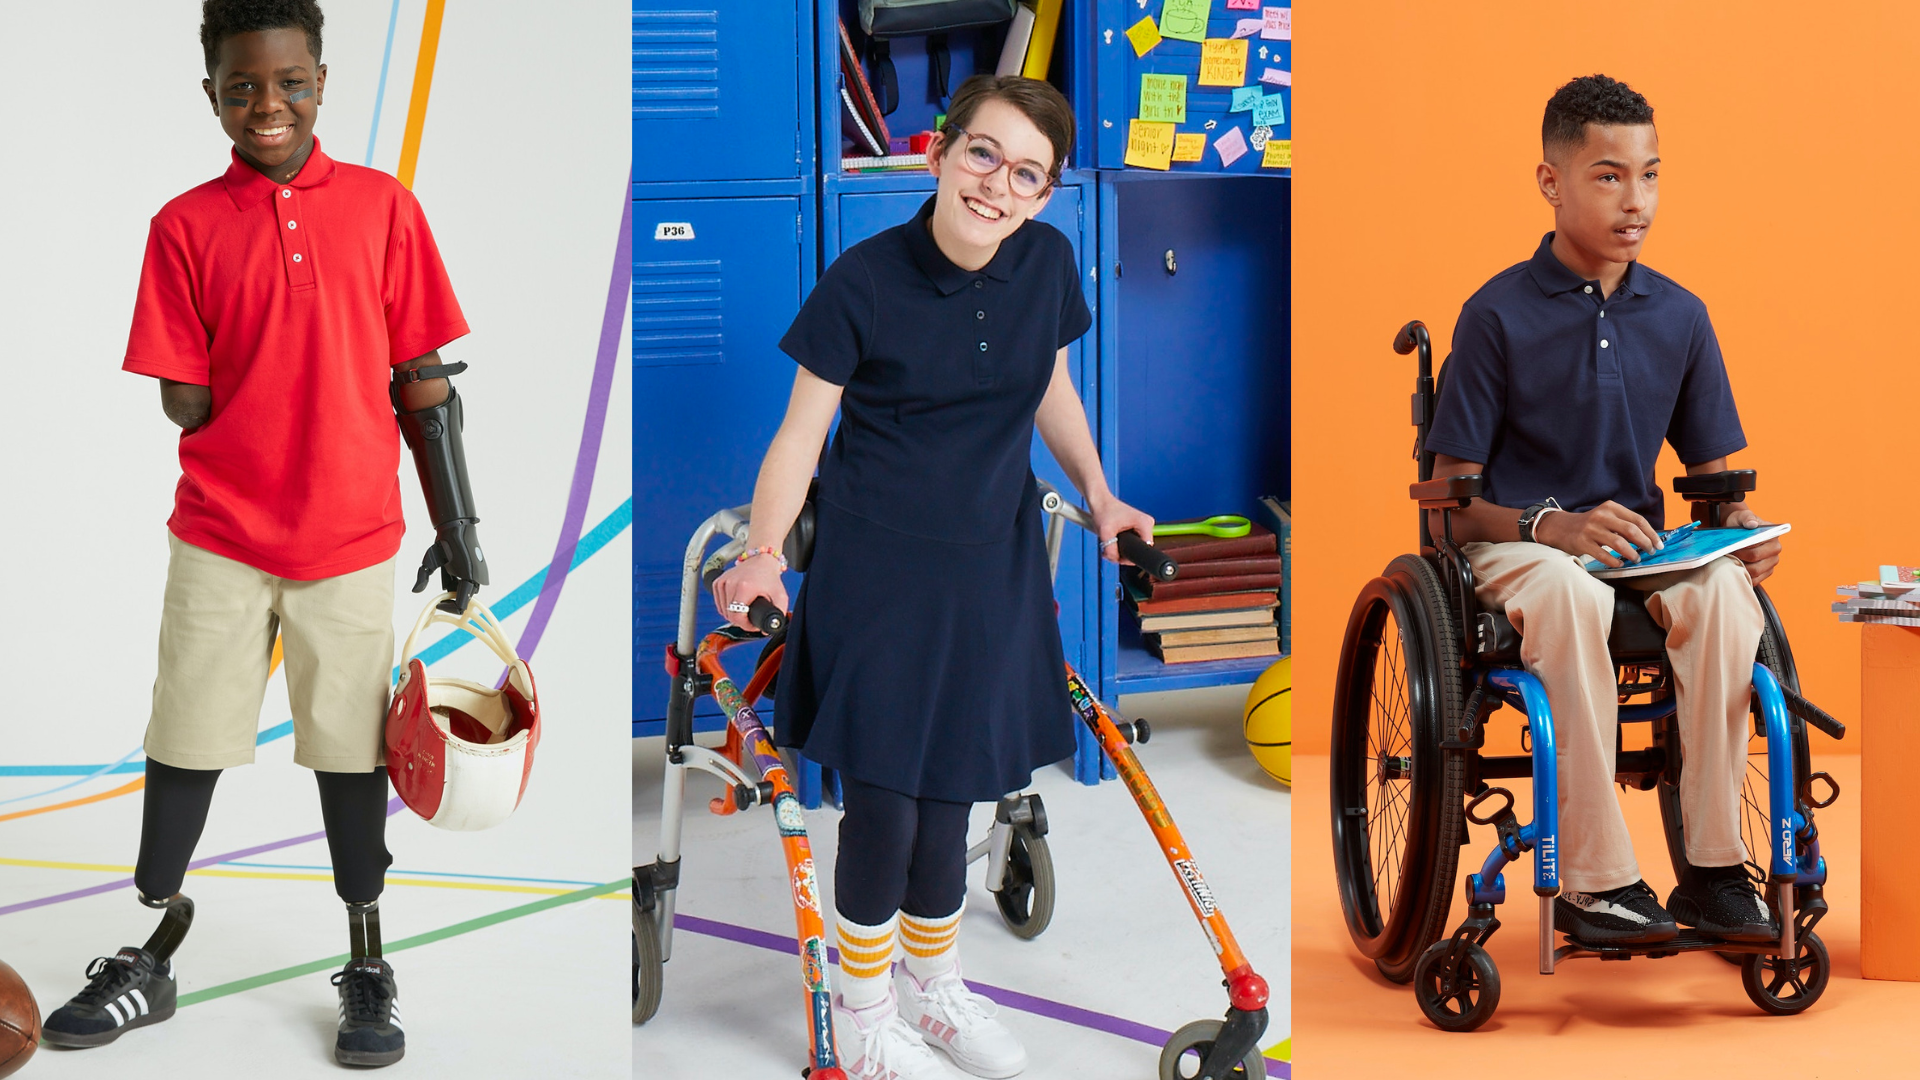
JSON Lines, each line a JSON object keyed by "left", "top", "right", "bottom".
{"left": 40, "top": 947, "right": 177, "bottom": 1048}
{"left": 333, "top": 957, "right": 405, "bottom": 1067}
{"left": 1668, "top": 863, "right": 1777, "bottom": 942}
{"left": 1554, "top": 880, "right": 1679, "bottom": 944}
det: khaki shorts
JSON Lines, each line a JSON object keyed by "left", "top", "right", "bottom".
{"left": 145, "top": 533, "right": 395, "bottom": 772}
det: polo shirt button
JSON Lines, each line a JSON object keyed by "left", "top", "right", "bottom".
{"left": 1584, "top": 285, "right": 1593, "bottom": 293}
{"left": 1600, "top": 339, "right": 1609, "bottom": 348}
{"left": 1599, "top": 310, "right": 1606, "bottom": 318}
{"left": 292, "top": 253, "right": 303, "bottom": 262}
{"left": 287, "top": 221, "right": 298, "bottom": 230}
{"left": 974, "top": 280, "right": 984, "bottom": 289}
{"left": 281, "top": 189, "right": 292, "bottom": 198}
{"left": 976, "top": 310, "right": 985, "bottom": 319}
{"left": 979, "top": 342, "right": 989, "bottom": 352}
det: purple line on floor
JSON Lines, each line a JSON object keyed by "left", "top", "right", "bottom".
{"left": 672, "top": 913, "right": 1291, "bottom": 1077}
{"left": 0, "top": 797, "right": 405, "bottom": 918}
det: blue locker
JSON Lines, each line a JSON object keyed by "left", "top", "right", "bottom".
{"left": 633, "top": 2, "right": 812, "bottom": 183}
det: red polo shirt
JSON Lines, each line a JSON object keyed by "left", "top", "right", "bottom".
{"left": 124, "top": 139, "right": 469, "bottom": 579}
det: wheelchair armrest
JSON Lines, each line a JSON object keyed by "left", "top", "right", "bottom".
{"left": 1411, "top": 474, "right": 1483, "bottom": 510}
{"left": 1672, "top": 469, "right": 1756, "bottom": 501}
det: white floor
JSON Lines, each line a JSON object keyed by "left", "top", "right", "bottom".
{"left": 633, "top": 684, "right": 1292, "bottom": 1079}
{"left": 0, "top": 534, "right": 633, "bottom": 1079}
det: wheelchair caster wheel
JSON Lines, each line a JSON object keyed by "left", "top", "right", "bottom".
{"left": 1741, "top": 930, "right": 1829, "bottom": 1015}
{"left": 994, "top": 822, "right": 1055, "bottom": 940}
{"left": 635, "top": 898, "right": 662, "bottom": 1024}
{"left": 1157, "top": 1018, "right": 1266, "bottom": 1080}
{"left": 1412, "top": 939, "right": 1501, "bottom": 1032}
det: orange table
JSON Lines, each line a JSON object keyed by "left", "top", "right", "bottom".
{"left": 1859, "top": 623, "right": 1920, "bottom": 981}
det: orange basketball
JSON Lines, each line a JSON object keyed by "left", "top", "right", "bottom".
{"left": 0, "top": 959, "right": 39, "bottom": 1078}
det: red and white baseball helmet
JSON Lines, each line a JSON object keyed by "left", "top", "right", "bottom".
{"left": 386, "top": 595, "right": 541, "bottom": 831}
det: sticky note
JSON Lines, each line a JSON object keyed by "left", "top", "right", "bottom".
{"left": 1261, "top": 6, "right": 1291, "bottom": 40}
{"left": 1214, "top": 125, "right": 1249, "bottom": 167}
{"left": 1226, "top": 0, "right": 1260, "bottom": 8}
{"left": 1259, "top": 67, "right": 1291, "bottom": 86}
{"left": 1125, "top": 15, "right": 1162, "bottom": 56}
{"left": 1230, "top": 86, "right": 1262, "bottom": 112}
{"left": 1262, "top": 138, "right": 1292, "bottom": 169}
{"left": 1252, "top": 91, "right": 1285, "bottom": 127}
{"left": 1139, "top": 73, "right": 1188, "bottom": 123}
{"left": 1125, "top": 120, "right": 1177, "bottom": 169}
{"left": 1159, "top": 0, "right": 1213, "bottom": 43}
{"left": 1173, "top": 133, "right": 1207, "bottom": 162}
{"left": 1231, "top": 18, "right": 1261, "bottom": 38}
{"left": 1199, "top": 38, "right": 1249, "bottom": 86}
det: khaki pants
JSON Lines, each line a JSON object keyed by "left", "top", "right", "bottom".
{"left": 145, "top": 533, "right": 395, "bottom": 772}
{"left": 1463, "top": 542, "right": 1762, "bottom": 892}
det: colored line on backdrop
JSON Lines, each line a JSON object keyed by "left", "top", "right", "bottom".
{"left": 673, "top": 913, "right": 1294, "bottom": 1078}
{"left": 394, "top": 0, "right": 447, "bottom": 189}
{"left": 0, "top": 778, "right": 145, "bottom": 825}
{"left": 177, "top": 878, "right": 626, "bottom": 1007}
{"left": 364, "top": 0, "right": 403, "bottom": 166}
{"left": 0, "top": 856, "right": 625, "bottom": 900}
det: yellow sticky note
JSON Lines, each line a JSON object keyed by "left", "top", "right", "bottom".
{"left": 1125, "top": 16, "right": 1162, "bottom": 56}
{"left": 1198, "top": 38, "right": 1249, "bottom": 86}
{"left": 1124, "top": 120, "right": 1177, "bottom": 170}
{"left": 1139, "top": 73, "right": 1188, "bottom": 123}
{"left": 1173, "top": 133, "right": 1207, "bottom": 161}
{"left": 1262, "top": 138, "right": 1292, "bottom": 169}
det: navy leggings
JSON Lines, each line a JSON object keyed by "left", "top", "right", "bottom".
{"left": 834, "top": 775, "right": 971, "bottom": 926}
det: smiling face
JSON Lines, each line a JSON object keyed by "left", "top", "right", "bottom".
{"left": 203, "top": 28, "right": 325, "bottom": 178}
{"left": 1538, "top": 122, "right": 1659, "bottom": 278}
{"left": 925, "top": 98, "right": 1057, "bottom": 270}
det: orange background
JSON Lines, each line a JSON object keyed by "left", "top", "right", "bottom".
{"left": 1292, "top": 1, "right": 1920, "bottom": 758}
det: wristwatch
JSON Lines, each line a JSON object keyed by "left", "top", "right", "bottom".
{"left": 1517, "top": 498, "right": 1562, "bottom": 544}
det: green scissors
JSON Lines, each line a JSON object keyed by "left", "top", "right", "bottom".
{"left": 1152, "top": 515, "right": 1252, "bottom": 539}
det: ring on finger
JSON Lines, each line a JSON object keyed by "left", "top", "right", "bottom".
{"left": 725, "top": 601, "right": 751, "bottom": 613}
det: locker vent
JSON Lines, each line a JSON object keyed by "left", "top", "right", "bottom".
{"left": 634, "top": 259, "right": 723, "bottom": 367}
{"left": 633, "top": 10, "right": 721, "bottom": 120}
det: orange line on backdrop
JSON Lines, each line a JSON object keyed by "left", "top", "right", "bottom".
{"left": 0, "top": 777, "right": 146, "bottom": 824}
{"left": 395, "top": 0, "right": 448, "bottom": 190}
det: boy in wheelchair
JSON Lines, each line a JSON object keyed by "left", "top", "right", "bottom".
{"left": 1421, "top": 74, "right": 1783, "bottom": 947}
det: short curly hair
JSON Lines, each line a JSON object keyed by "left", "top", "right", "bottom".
{"left": 1542, "top": 74, "right": 1653, "bottom": 158}
{"left": 201, "top": 0, "right": 325, "bottom": 75}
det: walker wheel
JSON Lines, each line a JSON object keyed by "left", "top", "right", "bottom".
{"left": 1741, "top": 930, "right": 1829, "bottom": 1015}
{"left": 1411, "top": 939, "right": 1501, "bottom": 1032}
{"left": 1157, "top": 1019, "right": 1266, "bottom": 1080}
{"left": 994, "top": 823, "right": 1055, "bottom": 940}
{"left": 635, "top": 897, "right": 662, "bottom": 1025}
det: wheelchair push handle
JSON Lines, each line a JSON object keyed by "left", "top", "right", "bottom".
{"left": 1117, "top": 530, "right": 1179, "bottom": 581}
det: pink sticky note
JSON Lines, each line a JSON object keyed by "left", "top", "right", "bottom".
{"left": 1261, "top": 6, "right": 1292, "bottom": 40}
{"left": 1231, "top": 18, "right": 1261, "bottom": 38}
{"left": 1226, "top": 0, "right": 1261, "bottom": 8}
{"left": 1260, "top": 67, "right": 1291, "bottom": 86}
{"left": 1214, "top": 125, "right": 1249, "bottom": 167}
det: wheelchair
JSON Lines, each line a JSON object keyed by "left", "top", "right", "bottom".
{"left": 1329, "top": 320, "right": 1849, "bottom": 1032}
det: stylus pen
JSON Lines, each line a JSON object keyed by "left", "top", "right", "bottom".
{"left": 1661, "top": 520, "right": 1702, "bottom": 545}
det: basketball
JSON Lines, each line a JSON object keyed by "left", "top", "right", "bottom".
{"left": 0, "top": 959, "right": 40, "bottom": 1078}
{"left": 1243, "top": 657, "right": 1292, "bottom": 785}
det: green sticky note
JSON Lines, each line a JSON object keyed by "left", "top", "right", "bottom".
{"left": 1139, "top": 73, "right": 1188, "bottom": 124}
{"left": 1160, "top": 0, "right": 1213, "bottom": 43}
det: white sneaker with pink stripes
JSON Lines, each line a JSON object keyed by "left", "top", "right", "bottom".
{"left": 895, "top": 966, "right": 1027, "bottom": 1078}
{"left": 833, "top": 987, "right": 958, "bottom": 1080}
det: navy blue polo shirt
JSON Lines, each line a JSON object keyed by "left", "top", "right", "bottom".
{"left": 780, "top": 197, "right": 1092, "bottom": 544}
{"left": 1425, "top": 233, "right": 1746, "bottom": 530}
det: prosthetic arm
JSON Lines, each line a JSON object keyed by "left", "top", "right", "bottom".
{"left": 393, "top": 360, "right": 488, "bottom": 614}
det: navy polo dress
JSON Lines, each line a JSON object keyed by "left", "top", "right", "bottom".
{"left": 773, "top": 197, "right": 1093, "bottom": 803}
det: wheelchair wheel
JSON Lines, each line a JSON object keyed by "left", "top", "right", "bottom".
{"left": 635, "top": 896, "right": 662, "bottom": 1025}
{"left": 993, "top": 823, "right": 1055, "bottom": 940}
{"left": 1411, "top": 939, "right": 1501, "bottom": 1033}
{"left": 1331, "top": 554, "right": 1467, "bottom": 983}
{"left": 1157, "top": 1019, "right": 1266, "bottom": 1080}
{"left": 1741, "top": 930, "right": 1829, "bottom": 1016}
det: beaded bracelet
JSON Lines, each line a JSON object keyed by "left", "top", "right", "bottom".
{"left": 735, "top": 545, "right": 789, "bottom": 571}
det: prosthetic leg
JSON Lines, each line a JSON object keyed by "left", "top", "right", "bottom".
{"left": 318, "top": 767, "right": 405, "bottom": 1068}
{"left": 394, "top": 361, "right": 487, "bottom": 615}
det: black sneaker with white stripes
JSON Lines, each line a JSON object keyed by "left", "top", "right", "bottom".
{"left": 332, "top": 957, "right": 405, "bottom": 1067}
{"left": 40, "top": 946, "right": 177, "bottom": 1048}
{"left": 1668, "top": 863, "right": 1777, "bottom": 942}
{"left": 1554, "top": 879, "right": 1679, "bottom": 944}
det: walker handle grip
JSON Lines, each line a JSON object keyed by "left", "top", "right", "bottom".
{"left": 748, "top": 597, "right": 786, "bottom": 635}
{"left": 1117, "top": 531, "right": 1179, "bottom": 581}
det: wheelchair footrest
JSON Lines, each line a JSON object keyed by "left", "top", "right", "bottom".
{"left": 1556, "top": 928, "right": 1781, "bottom": 962}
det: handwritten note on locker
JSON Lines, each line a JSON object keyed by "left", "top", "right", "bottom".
{"left": 1173, "top": 133, "right": 1207, "bottom": 161}
{"left": 1159, "top": 0, "right": 1213, "bottom": 43}
{"left": 1262, "top": 6, "right": 1291, "bottom": 40}
{"left": 1214, "top": 125, "right": 1249, "bottom": 167}
{"left": 1199, "top": 39, "right": 1248, "bottom": 86}
{"left": 1231, "top": 18, "right": 1262, "bottom": 37}
{"left": 1226, "top": 0, "right": 1260, "bottom": 8}
{"left": 1126, "top": 16, "right": 1162, "bottom": 56}
{"left": 1230, "top": 86, "right": 1262, "bottom": 112}
{"left": 1262, "top": 139, "right": 1292, "bottom": 169}
{"left": 1252, "top": 91, "right": 1285, "bottom": 127}
{"left": 1260, "top": 67, "right": 1291, "bottom": 86}
{"left": 1139, "top": 73, "right": 1188, "bottom": 123}
{"left": 1125, "top": 120, "right": 1177, "bottom": 169}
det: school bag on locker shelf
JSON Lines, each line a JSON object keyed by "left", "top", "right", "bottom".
{"left": 859, "top": 0, "right": 1017, "bottom": 115}
{"left": 386, "top": 594, "right": 542, "bottom": 831}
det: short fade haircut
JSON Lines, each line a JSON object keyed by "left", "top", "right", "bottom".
{"left": 201, "top": 0, "right": 325, "bottom": 75}
{"left": 1542, "top": 74, "right": 1654, "bottom": 159}
{"left": 940, "top": 75, "right": 1076, "bottom": 178}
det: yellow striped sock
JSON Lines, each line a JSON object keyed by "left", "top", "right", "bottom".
{"left": 835, "top": 912, "right": 898, "bottom": 1010}
{"left": 900, "top": 906, "right": 962, "bottom": 982}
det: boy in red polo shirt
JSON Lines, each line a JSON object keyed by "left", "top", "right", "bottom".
{"left": 40, "top": 2, "right": 487, "bottom": 1068}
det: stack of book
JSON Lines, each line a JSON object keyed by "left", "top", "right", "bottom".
{"left": 1124, "top": 520, "right": 1282, "bottom": 663}
{"left": 1835, "top": 565, "right": 1920, "bottom": 626}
